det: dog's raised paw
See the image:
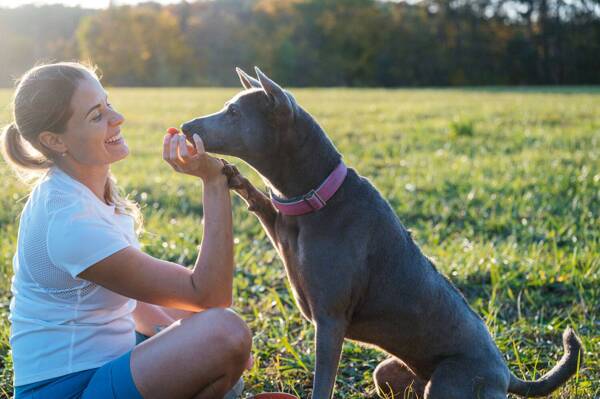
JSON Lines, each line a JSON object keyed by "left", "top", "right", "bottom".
{"left": 220, "top": 159, "right": 238, "bottom": 177}
{"left": 221, "top": 162, "right": 252, "bottom": 193}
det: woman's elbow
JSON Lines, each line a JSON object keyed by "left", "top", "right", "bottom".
{"left": 200, "top": 296, "right": 232, "bottom": 309}
{"left": 196, "top": 291, "right": 233, "bottom": 309}
{"left": 188, "top": 273, "right": 233, "bottom": 309}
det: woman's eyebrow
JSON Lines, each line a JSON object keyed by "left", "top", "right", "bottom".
{"left": 85, "top": 104, "right": 101, "bottom": 118}
{"left": 84, "top": 95, "right": 109, "bottom": 118}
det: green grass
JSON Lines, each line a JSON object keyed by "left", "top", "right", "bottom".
{"left": 0, "top": 87, "right": 598, "bottom": 398}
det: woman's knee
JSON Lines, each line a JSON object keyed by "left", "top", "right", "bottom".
{"left": 190, "top": 308, "right": 252, "bottom": 360}
{"left": 217, "top": 309, "right": 251, "bottom": 357}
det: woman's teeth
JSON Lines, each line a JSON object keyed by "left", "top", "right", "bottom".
{"left": 105, "top": 133, "right": 122, "bottom": 144}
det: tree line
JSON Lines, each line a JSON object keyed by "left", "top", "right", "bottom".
{"left": 1, "top": 0, "right": 599, "bottom": 87}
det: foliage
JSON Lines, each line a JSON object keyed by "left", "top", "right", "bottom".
{"left": 0, "top": 0, "right": 599, "bottom": 86}
{"left": 0, "top": 4, "right": 90, "bottom": 85}
{"left": 77, "top": 6, "right": 191, "bottom": 86}
{"left": 0, "top": 87, "right": 599, "bottom": 397}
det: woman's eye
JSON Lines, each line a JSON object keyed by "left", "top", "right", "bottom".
{"left": 92, "top": 103, "right": 112, "bottom": 122}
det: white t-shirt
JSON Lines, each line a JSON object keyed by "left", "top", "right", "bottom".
{"left": 9, "top": 167, "right": 139, "bottom": 386}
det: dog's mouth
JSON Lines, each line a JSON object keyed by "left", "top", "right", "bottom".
{"left": 180, "top": 124, "right": 193, "bottom": 138}
{"left": 180, "top": 124, "right": 200, "bottom": 143}
{"left": 180, "top": 118, "right": 235, "bottom": 156}
{"left": 181, "top": 123, "right": 221, "bottom": 153}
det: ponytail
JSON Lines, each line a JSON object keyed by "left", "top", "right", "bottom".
{"left": 1, "top": 122, "right": 53, "bottom": 182}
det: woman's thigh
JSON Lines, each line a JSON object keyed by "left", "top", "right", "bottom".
{"left": 81, "top": 351, "right": 143, "bottom": 399}
{"left": 130, "top": 308, "right": 252, "bottom": 399}
{"left": 18, "top": 350, "right": 141, "bottom": 399}
{"left": 16, "top": 370, "right": 95, "bottom": 399}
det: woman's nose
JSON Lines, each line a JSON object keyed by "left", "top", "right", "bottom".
{"left": 109, "top": 109, "right": 125, "bottom": 126}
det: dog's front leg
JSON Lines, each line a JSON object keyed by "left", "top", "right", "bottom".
{"left": 221, "top": 161, "right": 278, "bottom": 244}
{"left": 312, "top": 318, "right": 347, "bottom": 399}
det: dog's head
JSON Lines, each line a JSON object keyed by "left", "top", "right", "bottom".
{"left": 181, "top": 67, "right": 297, "bottom": 163}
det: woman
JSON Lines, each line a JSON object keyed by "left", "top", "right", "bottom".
{"left": 1, "top": 62, "right": 252, "bottom": 399}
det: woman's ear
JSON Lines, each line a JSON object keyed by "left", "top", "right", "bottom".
{"left": 38, "top": 131, "right": 68, "bottom": 155}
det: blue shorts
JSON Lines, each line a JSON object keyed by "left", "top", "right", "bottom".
{"left": 14, "top": 333, "right": 148, "bottom": 399}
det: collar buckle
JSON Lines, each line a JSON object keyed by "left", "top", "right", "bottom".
{"left": 303, "top": 189, "right": 326, "bottom": 210}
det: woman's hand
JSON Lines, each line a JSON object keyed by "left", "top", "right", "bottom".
{"left": 162, "top": 128, "right": 225, "bottom": 184}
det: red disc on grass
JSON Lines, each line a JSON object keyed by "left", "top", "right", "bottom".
{"left": 250, "top": 394, "right": 299, "bottom": 399}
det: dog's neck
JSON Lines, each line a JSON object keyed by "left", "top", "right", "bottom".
{"left": 250, "top": 108, "right": 342, "bottom": 199}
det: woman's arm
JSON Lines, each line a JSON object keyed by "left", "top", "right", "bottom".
{"left": 160, "top": 306, "right": 197, "bottom": 320}
{"left": 134, "top": 302, "right": 197, "bottom": 337}
{"left": 78, "top": 133, "right": 235, "bottom": 311}
{"left": 190, "top": 178, "right": 233, "bottom": 307}
{"left": 78, "top": 180, "right": 232, "bottom": 310}
{"left": 133, "top": 302, "right": 175, "bottom": 337}
{"left": 165, "top": 132, "right": 234, "bottom": 307}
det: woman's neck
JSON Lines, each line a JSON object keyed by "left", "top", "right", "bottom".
{"left": 57, "top": 160, "right": 110, "bottom": 204}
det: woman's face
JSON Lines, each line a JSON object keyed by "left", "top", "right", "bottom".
{"left": 60, "top": 75, "right": 128, "bottom": 166}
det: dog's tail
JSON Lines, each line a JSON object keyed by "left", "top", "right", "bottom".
{"left": 508, "top": 327, "right": 583, "bottom": 397}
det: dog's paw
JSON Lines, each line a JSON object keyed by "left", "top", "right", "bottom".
{"left": 220, "top": 159, "right": 238, "bottom": 177}
{"left": 220, "top": 159, "right": 245, "bottom": 189}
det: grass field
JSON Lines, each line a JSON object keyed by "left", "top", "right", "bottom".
{"left": 0, "top": 87, "right": 598, "bottom": 398}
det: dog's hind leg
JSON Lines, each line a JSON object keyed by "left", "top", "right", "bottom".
{"left": 374, "top": 357, "right": 425, "bottom": 398}
{"left": 424, "top": 358, "right": 508, "bottom": 399}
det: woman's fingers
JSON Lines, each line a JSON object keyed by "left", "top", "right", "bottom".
{"left": 192, "top": 134, "right": 206, "bottom": 156}
{"left": 178, "top": 135, "right": 189, "bottom": 160}
{"left": 163, "top": 130, "right": 223, "bottom": 180}
{"left": 162, "top": 134, "right": 171, "bottom": 161}
{"left": 168, "top": 133, "right": 199, "bottom": 170}
{"left": 162, "top": 133, "right": 180, "bottom": 171}
{"left": 185, "top": 140, "right": 198, "bottom": 156}
{"left": 169, "top": 133, "right": 179, "bottom": 162}
{"left": 164, "top": 128, "right": 200, "bottom": 172}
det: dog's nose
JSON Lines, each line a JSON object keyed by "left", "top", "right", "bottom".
{"left": 180, "top": 123, "right": 191, "bottom": 135}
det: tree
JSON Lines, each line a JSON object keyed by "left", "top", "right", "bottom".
{"left": 0, "top": 4, "right": 90, "bottom": 86}
{"left": 77, "top": 5, "right": 190, "bottom": 86}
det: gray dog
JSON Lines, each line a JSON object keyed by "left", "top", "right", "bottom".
{"left": 181, "top": 68, "right": 583, "bottom": 399}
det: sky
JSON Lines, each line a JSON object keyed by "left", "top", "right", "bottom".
{"left": 0, "top": 0, "right": 182, "bottom": 8}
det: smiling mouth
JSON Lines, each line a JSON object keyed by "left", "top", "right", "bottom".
{"left": 105, "top": 132, "right": 123, "bottom": 145}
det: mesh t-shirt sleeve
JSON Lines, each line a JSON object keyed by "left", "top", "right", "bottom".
{"left": 46, "top": 197, "right": 131, "bottom": 279}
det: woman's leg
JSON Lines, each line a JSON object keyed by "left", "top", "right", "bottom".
{"left": 130, "top": 307, "right": 252, "bottom": 399}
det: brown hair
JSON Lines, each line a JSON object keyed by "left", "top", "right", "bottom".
{"left": 1, "top": 62, "right": 142, "bottom": 230}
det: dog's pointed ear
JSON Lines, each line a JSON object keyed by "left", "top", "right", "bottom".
{"left": 236, "top": 67, "right": 261, "bottom": 90}
{"left": 255, "top": 67, "right": 292, "bottom": 116}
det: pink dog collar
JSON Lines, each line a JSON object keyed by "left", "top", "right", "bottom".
{"left": 270, "top": 162, "right": 348, "bottom": 216}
